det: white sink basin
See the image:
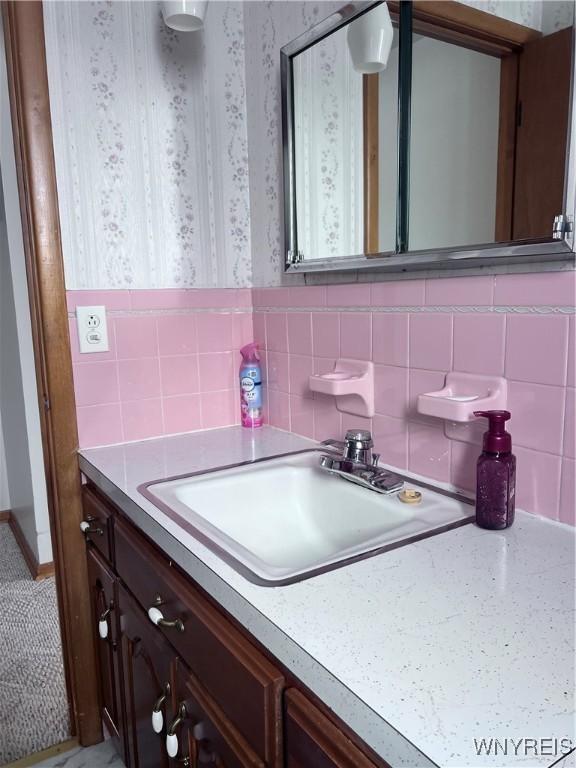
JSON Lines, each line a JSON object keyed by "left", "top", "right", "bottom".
{"left": 140, "top": 451, "right": 473, "bottom": 585}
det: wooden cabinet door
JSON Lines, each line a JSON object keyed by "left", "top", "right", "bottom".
{"left": 284, "top": 689, "right": 385, "bottom": 768}
{"left": 168, "top": 659, "right": 265, "bottom": 768}
{"left": 119, "top": 583, "right": 174, "bottom": 768}
{"left": 87, "top": 547, "right": 126, "bottom": 762}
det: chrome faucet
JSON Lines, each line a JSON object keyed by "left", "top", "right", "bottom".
{"left": 320, "top": 430, "right": 404, "bottom": 495}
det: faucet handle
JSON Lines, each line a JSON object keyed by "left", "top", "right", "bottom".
{"left": 372, "top": 453, "right": 381, "bottom": 467}
{"left": 345, "top": 429, "right": 373, "bottom": 447}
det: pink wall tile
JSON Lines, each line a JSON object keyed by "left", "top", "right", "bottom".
{"left": 372, "top": 415, "right": 408, "bottom": 470}
{"left": 409, "top": 369, "right": 447, "bottom": 422}
{"left": 567, "top": 315, "right": 575, "bottom": 387}
{"left": 130, "top": 290, "right": 189, "bottom": 310}
{"left": 425, "top": 276, "right": 494, "bottom": 306}
{"left": 559, "top": 458, "right": 575, "bottom": 525}
{"left": 370, "top": 280, "right": 425, "bottom": 307}
{"left": 115, "top": 316, "right": 158, "bottom": 359}
{"left": 312, "top": 313, "right": 339, "bottom": 358}
{"left": 494, "top": 272, "right": 576, "bottom": 307}
{"left": 505, "top": 315, "right": 569, "bottom": 386}
{"left": 157, "top": 315, "right": 197, "bottom": 356}
{"left": 163, "top": 394, "right": 202, "bottom": 434}
{"left": 326, "top": 284, "right": 370, "bottom": 307}
{"left": 409, "top": 313, "right": 452, "bottom": 371}
{"left": 198, "top": 352, "right": 235, "bottom": 392}
{"left": 69, "top": 317, "right": 117, "bottom": 363}
{"left": 201, "top": 390, "right": 237, "bottom": 429}
{"left": 340, "top": 313, "right": 371, "bottom": 360}
{"left": 288, "top": 313, "right": 312, "bottom": 356}
{"left": 508, "top": 381, "right": 565, "bottom": 454}
{"left": 122, "top": 398, "right": 164, "bottom": 442}
{"left": 408, "top": 422, "right": 450, "bottom": 482}
{"left": 514, "top": 446, "right": 561, "bottom": 518}
{"left": 564, "top": 387, "right": 575, "bottom": 459}
{"left": 266, "top": 352, "right": 290, "bottom": 392}
{"left": 159, "top": 356, "right": 199, "bottom": 396}
{"left": 450, "top": 440, "right": 478, "bottom": 492}
{"left": 73, "top": 361, "right": 119, "bottom": 407}
{"left": 289, "top": 355, "right": 313, "bottom": 399}
{"left": 289, "top": 395, "right": 314, "bottom": 439}
{"left": 286, "top": 286, "right": 326, "bottom": 308}
{"left": 118, "top": 358, "right": 161, "bottom": 401}
{"left": 253, "top": 312, "right": 267, "bottom": 348}
{"left": 373, "top": 313, "right": 409, "bottom": 367}
{"left": 67, "top": 290, "right": 131, "bottom": 312}
{"left": 313, "top": 357, "right": 337, "bottom": 376}
{"left": 265, "top": 313, "right": 288, "bottom": 352}
{"left": 453, "top": 313, "right": 505, "bottom": 375}
{"left": 313, "top": 396, "right": 341, "bottom": 441}
{"left": 196, "top": 313, "right": 233, "bottom": 354}
{"left": 232, "top": 313, "right": 254, "bottom": 350}
{"left": 77, "top": 403, "right": 123, "bottom": 448}
{"left": 268, "top": 390, "right": 290, "bottom": 431}
{"left": 374, "top": 364, "right": 408, "bottom": 418}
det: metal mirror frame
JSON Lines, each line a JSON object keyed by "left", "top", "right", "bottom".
{"left": 281, "top": 0, "right": 576, "bottom": 275}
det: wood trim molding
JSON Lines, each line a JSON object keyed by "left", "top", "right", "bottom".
{"left": 387, "top": 0, "right": 541, "bottom": 56}
{"left": 2, "top": 0, "right": 102, "bottom": 745}
{"left": 4, "top": 513, "right": 55, "bottom": 580}
{"left": 363, "top": 73, "right": 379, "bottom": 254}
{"left": 0, "top": 508, "right": 11, "bottom": 523}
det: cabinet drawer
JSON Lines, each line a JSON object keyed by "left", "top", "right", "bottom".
{"left": 284, "top": 689, "right": 385, "bottom": 768}
{"left": 82, "top": 486, "right": 114, "bottom": 563}
{"left": 115, "top": 517, "right": 284, "bottom": 767}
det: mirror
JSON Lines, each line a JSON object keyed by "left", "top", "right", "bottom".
{"left": 281, "top": 0, "right": 575, "bottom": 274}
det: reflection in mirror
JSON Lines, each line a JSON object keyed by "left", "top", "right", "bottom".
{"left": 292, "top": 5, "right": 399, "bottom": 261}
{"left": 408, "top": 3, "right": 574, "bottom": 251}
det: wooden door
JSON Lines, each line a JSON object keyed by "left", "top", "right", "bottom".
{"left": 169, "top": 659, "right": 264, "bottom": 768}
{"left": 284, "top": 689, "right": 385, "bottom": 768}
{"left": 512, "top": 27, "right": 573, "bottom": 239}
{"left": 87, "top": 548, "right": 126, "bottom": 761}
{"left": 119, "top": 584, "right": 174, "bottom": 768}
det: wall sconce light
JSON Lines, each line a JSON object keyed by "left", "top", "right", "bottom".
{"left": 161, "top": 0, "right": 207, "bottom": 32}
{"left": 347, "top": 3, "right": 393, "bottom": 73}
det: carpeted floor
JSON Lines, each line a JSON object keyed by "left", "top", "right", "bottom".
{"left": 0, "top": 523, "right": 70, "bottom": 765}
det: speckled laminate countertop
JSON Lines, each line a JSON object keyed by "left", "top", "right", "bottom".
{"left": 79, "top": 426, "right": 575, "bottom": 768}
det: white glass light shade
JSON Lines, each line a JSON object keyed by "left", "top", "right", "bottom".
{"left": 161, "top": 0, "right": 207, "bottom": 32}
{"left": 347, "top": 3, "right": 394, "bottom": 74}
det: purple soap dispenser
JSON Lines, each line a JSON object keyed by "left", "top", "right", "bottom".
{"left": 474, "top": 410, "right": 516, "bottom": 529}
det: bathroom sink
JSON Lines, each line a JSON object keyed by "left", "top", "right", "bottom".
{"left": 139, "top": 451, "right": 474, "bottom": 585}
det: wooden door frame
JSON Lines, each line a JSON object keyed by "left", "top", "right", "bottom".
{"left": 1, "top": 0, "right": 102, "bottom": 746}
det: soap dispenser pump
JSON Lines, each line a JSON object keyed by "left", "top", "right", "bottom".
{"left": 474, "top": 410, "right": 516, "bottom": 529}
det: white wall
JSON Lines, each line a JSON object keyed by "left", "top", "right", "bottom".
{"left": 408, "top": 36, "right": 500, "bottom": 250}
{"left": 0, "top": 20, "right": 52, "bottom": 564}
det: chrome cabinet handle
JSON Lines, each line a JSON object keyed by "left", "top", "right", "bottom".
{"left": 98, "top": 606, "right": 111, "bottom": 639}
{"left": 152, "top": 683, "right": 170, "bottom": 733}
{"left": 166, "top": 703, "right": 186, "bottom": 758}
{"left": 80, "top": 520, "right": 103, "bottom": 536}
{"left": 148, "top": 605, "right": 184, "bottom": 633}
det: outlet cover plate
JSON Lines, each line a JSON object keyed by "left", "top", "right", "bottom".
{"left": 76, "top": 305, "right": 109, "bottom": 353}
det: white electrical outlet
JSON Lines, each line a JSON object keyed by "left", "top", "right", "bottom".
{"left": 76, "top": 305, "right": 109, "bottom": 354}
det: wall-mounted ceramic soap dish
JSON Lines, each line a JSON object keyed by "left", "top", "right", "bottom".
{"left": 309, "top": 359, "right": 374, "bottom": 417}
{"left": 417, "top": 372, "right": 507, "bottom": 422}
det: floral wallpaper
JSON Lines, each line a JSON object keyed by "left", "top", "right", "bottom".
{"left": 44, "top": 0, "right": 251, "bottom": 289}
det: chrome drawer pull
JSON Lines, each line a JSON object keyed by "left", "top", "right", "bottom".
{"left": 80, "top": 520, "right": 103, "bottom": 536}
{"left": 166, "top": 703, "right": 186, "bottom": 758}
{"left": 98, "top": 606, "right": 111, "bottom": 639}
{"left": 147, "top": 605, "right": 184, "bottom": 633}
{"left": 152, "top": 683, "right": 170, "bottom": 733}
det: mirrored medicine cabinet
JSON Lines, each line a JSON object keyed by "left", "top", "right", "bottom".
{"left": 281, "top": 0, "right": 576, "bottom": 275}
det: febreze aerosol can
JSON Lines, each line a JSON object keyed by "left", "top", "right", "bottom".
{"left": 239, "top": 343, "right": 263, "bottom": 428}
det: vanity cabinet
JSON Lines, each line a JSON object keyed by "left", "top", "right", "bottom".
{"left": 82, "top": 484, "right": 388, "bottom": 768}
